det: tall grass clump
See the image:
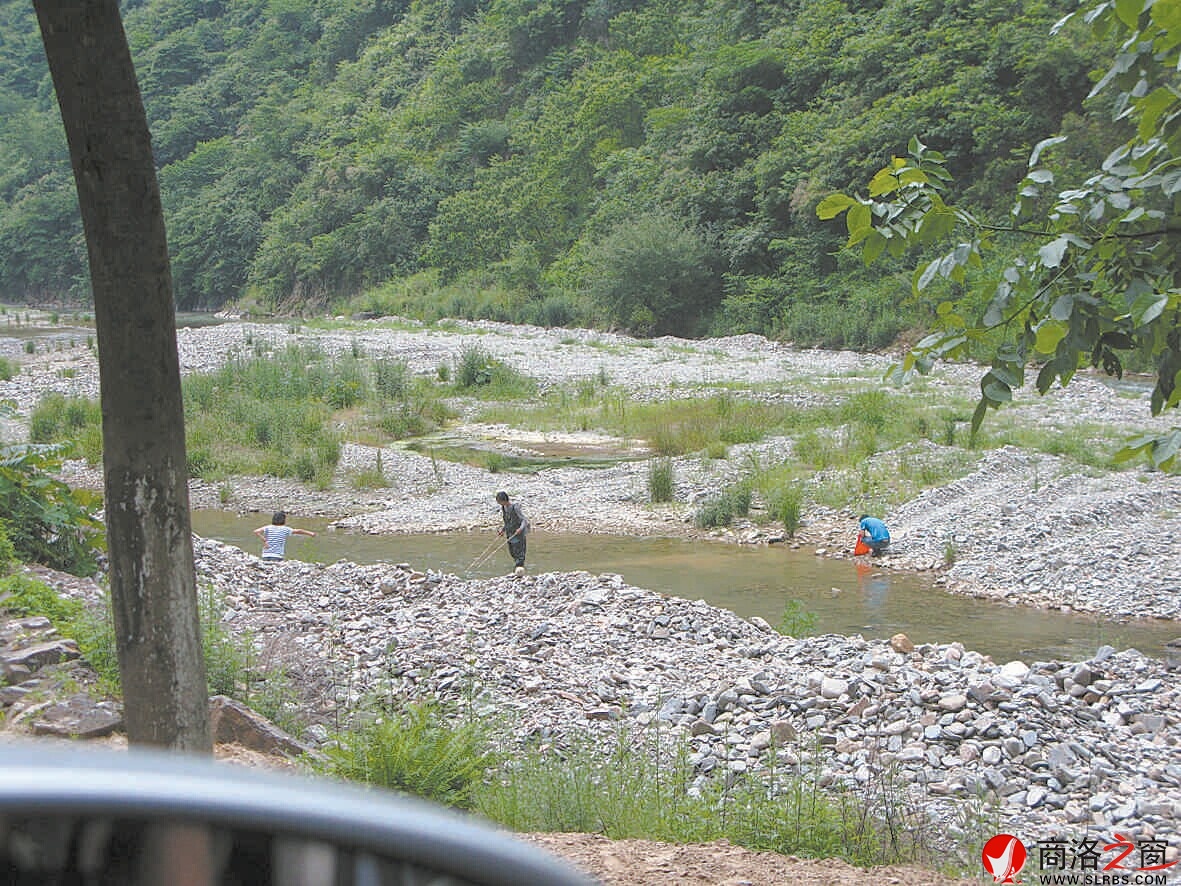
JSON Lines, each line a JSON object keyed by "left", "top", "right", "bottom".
{"left": 778, "top": 599, "right": 818, "bottom": 636}
{"left": 694, "top": 481, "right": 752, "bottom": 528}
{"left": 322, "top": 699, "right": 495, "bottom": 810}
{"left": 476, "top": 726, "right": 929, "bottom": 868}
{"left": 0, "top": 357, "right": 15, "bottom": 381}
{"left": 29, "top": 393, "right": 102, "bottom": 449}
{"left": 772, "top": 482, "right": 805, "bottom": 536}
{"left": 648, "top": 457, "right": 674, "bottom": 503}
{"left": 453, "top": 345, "right": 536, "bottom": 399}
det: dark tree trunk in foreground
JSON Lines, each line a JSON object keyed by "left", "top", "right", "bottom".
{"left": 34, "top": 0, "right": 211, "bottom": 752}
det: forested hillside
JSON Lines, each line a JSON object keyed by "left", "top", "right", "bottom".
{"left": 0, "top": 0, "right": 1112, "bottom": 346}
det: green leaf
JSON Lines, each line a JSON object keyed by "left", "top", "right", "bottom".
{"left": 918, "top": 207, "right": 956, "bottom": 241}
{"left": 1038, "top": 236, "right": 1070, "bottom": 268}
{"left": 1113, "top": 434, "right": 1154, "bottom": 463}
{"left": 1034, "top": 320, "right": 1068, "bottom": 354}
{"left": 1030, "top": 136, "right": 1068, "bottom": 165}
{"left": 1163, "top": 169, "right": 1181, "bottom": 197}
{"left": 868, "top": 168, "right": 899, "bottom": 197}
{"left": 915, "top": 259, "right": 941, "bottom": 292}
{"left": 845, "top": 202, "right": 871, "bottom": 240}
{"left": 862, "top": 230, "right": 886, "bottom": 265}
{"left": 1138, "top": 88, "right": 1176, "bottom": 141}
{"left": 1129, "top": 291, "right": 1168, "bottom": 326}
{"left": 970, "top": 398, "right": 990, "bottom": 435}
{"left": 1114, "top": 0, "right": 1145, "bottom": 28}
{"left": 1036, "top": 361, "right": 1058, "bottom": 394}
{"left": 897, "top": 168, "right": 929, "bottom": 187}
{"left": 816, "top": 193, "right": 857, "bottom": 220}
{"left": 982, "top": 374, "right": 1013, "bottom": 403}
{"left": 1150, "top": 430, "right": 1181, "bottom": 468}
{"left": 1050, "top": 294, "right": 1075, "bottom": 322}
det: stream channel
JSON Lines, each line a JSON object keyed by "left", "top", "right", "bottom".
{"left": 191, "top": 511, "right": 1179, "bottom": 665}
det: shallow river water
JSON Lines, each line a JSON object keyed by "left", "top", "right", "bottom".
{"left": 191, "top": 511, "right": 1179, "bottom": 664}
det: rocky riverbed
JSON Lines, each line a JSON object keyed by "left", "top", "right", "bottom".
{"left": 191, "top": 537, "right": 1179, "bottom": 866}
{"left": 3, "top": 313, "right": 1181, "bottom": 874}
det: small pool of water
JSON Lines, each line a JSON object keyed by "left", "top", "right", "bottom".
{"left": 191, "top": 511, "right": 1179, "bottom": 664}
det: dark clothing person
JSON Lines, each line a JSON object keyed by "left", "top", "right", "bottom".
{"left": 496, "top": 492, "right": 529, "bottom": 574}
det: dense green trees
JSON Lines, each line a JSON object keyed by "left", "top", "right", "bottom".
{"left": 0, "top": 0, "right": 1110, "bottom": 340}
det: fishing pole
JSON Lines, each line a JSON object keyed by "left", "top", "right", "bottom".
{"left": 465, "top": 533, "right": 502, "bottom": 574}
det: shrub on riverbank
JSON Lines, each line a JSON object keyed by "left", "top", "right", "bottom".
{"left": 453, "top": 345, "right": 536, "bottom": 399}
{"left": 0, "top": 444, "right": 103, "bottom": 575}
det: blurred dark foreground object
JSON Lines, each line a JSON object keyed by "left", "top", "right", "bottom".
{"left": 0, "top": 743, "right": 596, "bottom": 886}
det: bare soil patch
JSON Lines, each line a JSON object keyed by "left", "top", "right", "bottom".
{"left": 523, "top": 832, "right": 974, "bottom": 885}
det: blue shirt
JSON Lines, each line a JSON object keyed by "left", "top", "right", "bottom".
{"left": 859, "top": 516, "right": 889, "bottom": 542}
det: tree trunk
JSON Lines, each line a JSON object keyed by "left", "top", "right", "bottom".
{"left": 34, "top": 0, "right": 211, "bottom": 752}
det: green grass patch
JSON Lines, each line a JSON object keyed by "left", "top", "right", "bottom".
{"left": 451, "top": 345, "right": 537, "bottom": 399}
{"left": 29, "top": 393, "right": 102, "bottom": 461}
{"left": 0, "top": 573, "right": 117, "bottom": 689}
{"left": 476, "top": 726, "right": 937, "bottom": 869}
{"left": 183, "top": 343, "right": 452, "bottom": 483}
{"left": 321, "top": 698, "right": 496, "bottom": 810}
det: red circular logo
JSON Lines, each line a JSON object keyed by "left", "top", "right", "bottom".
{"left": 982, "top": 834, "right": 1027, "bottom": 883}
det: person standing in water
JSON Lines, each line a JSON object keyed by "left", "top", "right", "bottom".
{"left": 254, "top": 511, "right": 316, "bottom": 562}
{"left": 495, "top": 491, "right": 529, "bottom": 576}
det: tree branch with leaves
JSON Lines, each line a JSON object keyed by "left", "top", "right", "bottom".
{"left": 818, "top": 0, "right": 1180, "bottom": 469}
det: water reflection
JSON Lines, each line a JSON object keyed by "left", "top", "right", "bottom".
{"left": 190, "top": 511, "right": 1179, "bottom": 664}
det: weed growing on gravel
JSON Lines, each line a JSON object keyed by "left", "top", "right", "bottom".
{"left": 452, "top": 345, "right": 536, "bottom": 399}
{"left": 475, "top": 725, "right": 941, "bottom": 870}
{"left": 648, "top": 457, "right": 675, "bottom": 503}
{"left": 322, "top": 697, "right": 496, "bottom": 810}
{"left": 770, "top": 482, "right": 804, "bottom": 536}
{"left": 777, "top": 599, "right": 818, "bottom": 636}
{"left": 694, "top": 482, "right": 752, "bottom": 528}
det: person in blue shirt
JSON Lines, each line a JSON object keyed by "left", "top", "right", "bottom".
{"left": 858, "top": 515, "right": 890, "bottom": 557}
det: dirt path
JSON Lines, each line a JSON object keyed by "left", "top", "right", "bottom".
{"left": 524, "top": 833, "right": 975, "bottom": 885}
